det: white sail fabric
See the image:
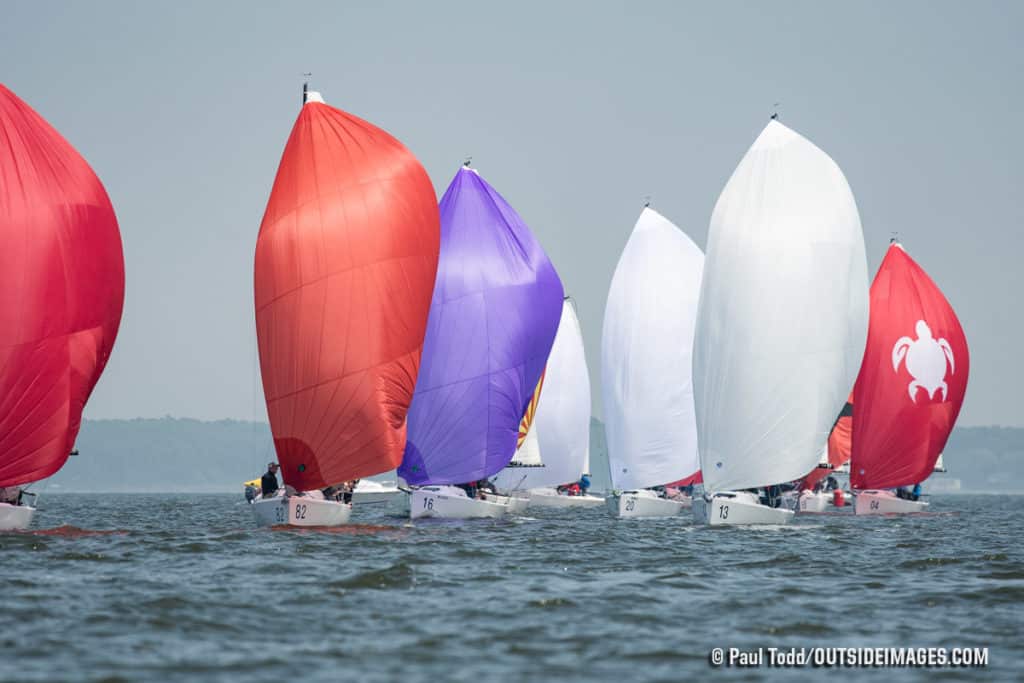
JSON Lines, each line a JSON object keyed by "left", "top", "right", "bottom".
{"left": 514, "top": 423, "right": 543, "bottom": 466}
{"left": 492, "top": 300, "right": 592, "bottom": 491}
{"left": 602, "top": 208, "right": 703, "bottom": 491}
{"left": 693, "top": 120, "right": 869, "bottom": 494}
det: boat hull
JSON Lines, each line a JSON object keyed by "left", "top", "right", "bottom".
{"left": 527, "top": 488, "right": 605, "bottom": 508}
{"left": 854, "top": 490, "right": 929, "bottom": 515}
{"left": 252, "top": 495, "right": 352, "bottom": 527}
{"left": 780, "top": 491, "right": 830, "bottom": 513}
{"left": 0, "top": 504, "right": 35, "bottom": 531}
{"left": 693, "top": 492, "right": 795, "bottom": 526}
{"left": 607, "top": 490, "right": 689, "bottom": 518}
{"left": 352, "top": 482, "right": 403, "bottom": 507}
{"left": 410, "top": 486, "right": 512, "bottom": 520}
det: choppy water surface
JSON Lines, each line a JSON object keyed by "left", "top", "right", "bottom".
{"left": 2, "top": 494, "right": 1021, "bottom": 682}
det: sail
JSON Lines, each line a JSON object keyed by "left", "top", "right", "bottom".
{"left": 827, "top": 399, "right": 854, "bottom": 468}
{"left": 850, "top": 244, "right": 969, "bottom": 489}
{"left": 0, "top": 85, "right": 125, "bottom": 487}
{"left": 517, "top": 372, "right": 545, "bottom": 448}
{"left": 694, "top": 120, "right": 869, "bottom": 494}
{"left": 254, "top": 94, "right": 440, "bottom": 491}
{"left": 666, "top": 471, "right": 703, "bottom": 488}
{"left": 399, "top": 167, "right": 563, "bottom": 485}
{"left": 602, "top": 208, "right": 703, "bottom": 491}
{"left": 493, "top": 299, "right": 592, "bottom": 490}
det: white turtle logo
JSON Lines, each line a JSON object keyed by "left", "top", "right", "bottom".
{"left": 892, "top": 320, "right": 955, "bottom": 402}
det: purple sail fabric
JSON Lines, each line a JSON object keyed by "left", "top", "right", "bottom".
{"left": 399, "top": 167, "right": 563, "bottom": 485}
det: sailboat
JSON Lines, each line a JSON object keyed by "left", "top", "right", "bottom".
{"left": 399, "top": 165, "right": 563, "bottom": 520}
{"left": 251, "top": 87, "right": 440, "bottom": 527}
{"left": 851, "top": 242, "right": 969, "bottom": 515}
{"left": 491, "top": 298, "right": 603, "bottom": 508}
{"left": 692, "top": 120, "right": 869, "bottom": 526}
{"left": 0, "top": 85, "right": 125, "bottom": 531}
{"left": 601, "top": 207, "right": 703, "bottom": 518}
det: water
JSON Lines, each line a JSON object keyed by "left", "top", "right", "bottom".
{"left": 2, "top": 494, "right": 1020, "bottom": 682}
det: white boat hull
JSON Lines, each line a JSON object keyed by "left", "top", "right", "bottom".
{"left": 0, "top": 503, "right": 35, "bottom": 531}
{"left": 854, "top": 490, "right": 929, "bottom": 515}
{"left": 252, "top": 495, "right": 352, "bottom": 527}
{"left": 780, "top": 490, "right": 831, "bottom": 513}
{"left": 410, "top": 486, "right": 513, "bottom": 520}
{"left": 352, "top": 481, "right": 403, "bottom": 507}
{"left": 527, "top": 488, "right": 605, "bottom": 508}
{"left": 693, "top": 492, "right": 795, "bottom": 526}
{"left": 606, "top": 490, "right": 689, "bottom": 518}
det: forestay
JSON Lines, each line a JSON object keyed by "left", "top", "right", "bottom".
{"left": 693, "top": 120, "right": 869, "bottom": 494}
{"left": 602, "top": 208, "right": 703, "bottom": 491}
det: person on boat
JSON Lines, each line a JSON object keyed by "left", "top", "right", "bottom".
{"left": 579, "top": 474, "right": 591, "bottom": 495}
{"left": 261, "top": 463, "right": 280, "bottom": 498}
{"left": 457, "top": 482, "right": 478, "bottom": 499}
{"left": 824, "top": 475, "right": 839, "bottom": 491}
{"left": 475, "top": 479, "right": 496, "bottom": 499}
{"left": 344, "top": 479, "right": 359, "bottom": 504}
{"left": 0, "top": 486, "right": 22, "bottom": 506}
{"left": 911, "top": 483, "right": 922, "bottom": 501}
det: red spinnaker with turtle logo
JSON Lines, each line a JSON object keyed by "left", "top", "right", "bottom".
{"left": 255, "top": 96, "right": 440, "bottom": 491}
{"left": 0, "top": 84, "right": 125, "bottom": 487}
{"left": 850, "top": 244, "right": 969, "bottom": 490}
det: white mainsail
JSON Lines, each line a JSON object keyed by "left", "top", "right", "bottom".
{"left": 693, "top": 120, "right": 869, "bottom": 494}
{"left": 601, "top": 208, "right": 703, "bottom": 491}
{"left": 492, "top": 299, "right": 591, "bottom": 491}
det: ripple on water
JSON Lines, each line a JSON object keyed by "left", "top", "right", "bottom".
{"left": 4, "top": 493, "right": 1022, "bottom": 682}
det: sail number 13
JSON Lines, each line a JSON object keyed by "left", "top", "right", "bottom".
{"left": 719, "top": 505, "right": 729, "bottom": 520}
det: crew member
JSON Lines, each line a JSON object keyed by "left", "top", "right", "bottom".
{"left": 261, "top": 462, "right": 280, "bottom": 497}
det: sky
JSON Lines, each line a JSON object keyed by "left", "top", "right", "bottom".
{"left": 1, "top": 1, "right": 1020, "bottom": 426}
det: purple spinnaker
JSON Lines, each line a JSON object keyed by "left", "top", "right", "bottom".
{"left": 398, "top": 167, "right": 563, "bottom": 485}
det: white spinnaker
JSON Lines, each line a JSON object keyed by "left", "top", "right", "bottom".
{"left": 693, "top": 120, "right": 868, "bottom": 494}
{"left": 492, "top": 300, "right": 591, "bottom": 490}
{"left": 601, "top": 208, "right": 703, "bottom": 491}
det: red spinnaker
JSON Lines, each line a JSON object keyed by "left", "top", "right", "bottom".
{"left": 850, "top": 244, "right": 969, "bottom": 490}
{"left": 255, "top": 99, "right": 440, "bottom": 490}
{"left": 0, "top": 85, "right": 125, "bottom": 487}
{"left": 666, "top": 471, "right": 703, "bottom": 488}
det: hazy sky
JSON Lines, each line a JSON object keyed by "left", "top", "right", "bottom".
{"left": 2, "top": 1, "right": 1020, "bottom": 426}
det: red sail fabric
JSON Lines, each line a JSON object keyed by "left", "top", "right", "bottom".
{"left": 828, "top": 414, "right": 852, "bottom": 467}
{"left": 254, "top": 99, "right": 440, "bottom": 491}
{"left": 851, "top": 244, "right": 969, "bottom": 490}
{"left": 0, "top": 85, "right": 125, "bottom": 486}
{"left": 666, "top": 471, "right": 702, "bottom": 488}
